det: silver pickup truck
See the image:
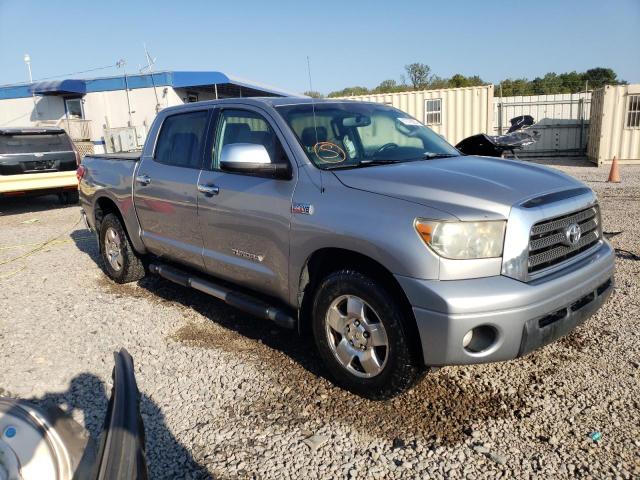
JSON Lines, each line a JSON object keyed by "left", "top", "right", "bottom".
{"left": 79, "top": 98, "right": 615, "bottom": 399}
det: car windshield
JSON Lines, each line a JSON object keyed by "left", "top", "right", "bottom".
{"left": 276, "top": 102, "right": 460, "bottom": 169}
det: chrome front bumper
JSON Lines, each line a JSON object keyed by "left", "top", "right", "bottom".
{"left": 396, "top": 241, "right": 615, "bottom": 366}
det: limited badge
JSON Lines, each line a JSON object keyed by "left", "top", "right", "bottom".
{"left": 292, "top": 203, "right": 314, "bottom": 215}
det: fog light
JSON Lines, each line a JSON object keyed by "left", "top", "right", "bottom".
{"left": 463, "top": 325, "right": 498, "bottom": 353}
{"left": 462, "top": 330, "right": 474, "bottom": 348}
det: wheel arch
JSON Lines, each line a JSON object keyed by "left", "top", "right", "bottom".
{"left": 93, "top": 195, "right": 147, "bottom": 255}
{"left": 94, "top": 196, "right": 121, "bottom": 233}
{"left": 297, "top": 247, "right": 424, "bottom": 365}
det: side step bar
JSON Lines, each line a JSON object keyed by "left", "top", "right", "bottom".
{"left": 148, "top": 263, "right": 296, "bottom": 329}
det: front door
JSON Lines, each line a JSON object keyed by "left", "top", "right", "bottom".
{"left": 196, "top": 106, "right": 296, "bottom": 301}
{"left": 134, "top": 109, "right": 210, "bottom": 269}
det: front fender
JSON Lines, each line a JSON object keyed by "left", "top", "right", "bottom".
{"left": 288, "top": 173, "right": 451, "bottom": 307}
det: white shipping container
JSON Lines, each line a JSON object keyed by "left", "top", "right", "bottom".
{"left": 588, "top": 84, "right": 640, "bottom": 165}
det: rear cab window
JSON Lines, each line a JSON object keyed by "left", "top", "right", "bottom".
{"left": 154, "top": 110, "right": 209, "bottom": 169}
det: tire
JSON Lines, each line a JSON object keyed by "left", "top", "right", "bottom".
{"left": 312, "top": 270, "right": 426, "bottom": 400}
{"left": 99, "top": 213, "right": 145, "bottom": 284}
{"left": 58, "top": 191, "right": 79, "bottom": 205}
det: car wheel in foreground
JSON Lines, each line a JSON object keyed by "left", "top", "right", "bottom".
{"left": 99, "top": 213, "right": 145, "bottom": 284}
{"left": 312, "top": 270, "right": 426, "bottom": 400}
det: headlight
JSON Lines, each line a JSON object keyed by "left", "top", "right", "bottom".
{"left": 415, "top": 219, "right": 506, "bottom": 259}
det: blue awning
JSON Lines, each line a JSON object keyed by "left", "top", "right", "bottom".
{"left": 0, "top": 71, "right": 298, "bottom": 99}
{"left": 31, "top": 79, "right": 87, "bottom": 95}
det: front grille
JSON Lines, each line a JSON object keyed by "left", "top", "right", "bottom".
{"left": 528, "top": 206, "right": 601, "bottom": 274}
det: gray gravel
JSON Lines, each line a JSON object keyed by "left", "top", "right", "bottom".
{"left": 1, "top": 157, "right": 639, "bottom": 479}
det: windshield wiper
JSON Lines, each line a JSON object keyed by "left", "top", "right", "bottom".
{"left": 359, "top": 159, "right": 402, "bottom": 165}
{"left": 324, "top": 159, "right": 401, "bottom": 170}
{"left": 422, "top": 153, "right": 459, "bottom": 160}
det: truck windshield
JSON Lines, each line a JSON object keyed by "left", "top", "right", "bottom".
{"left": 276, "top": 102, "right": 460, "bottom": 169}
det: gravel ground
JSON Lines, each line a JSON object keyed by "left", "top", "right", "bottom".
{"left": 0, "top": 158, "right": 638, "bottom": 479}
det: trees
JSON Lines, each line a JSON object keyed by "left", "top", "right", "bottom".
{"left": 327, "top": 67, "right": 490, "bottom": 97}
{"left": 373, "top": 79, "right": 401, "bottom": 94}
{"left": 324, "top": 65, "right": 624, "bottom": 98}
{"left": 405, "top": 63, "right": 431, "bottom": 89}
{"left": 327, "top": 86, "right": 371, "bottom": 98}
{"left": 496, "top": 67, "right": 625, "bottom": 96}
{"left": 582, "top": 68, "right": 622, "bottom": 89}
{"left": 303, "top": 90, "right": 324, "bottom": 98}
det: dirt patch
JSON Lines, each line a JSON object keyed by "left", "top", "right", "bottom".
{"left": 171, "top": 321, "right": 258, "bottom": 354}
{"left": 245, "top": 368, "right": 529, "bottom": 447}
{"left": 95, "top": 276, "right": 164, "bottom": 302}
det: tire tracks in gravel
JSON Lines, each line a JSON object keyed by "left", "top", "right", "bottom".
{"left": 109, "top": 275, "right": 532, "bottom": 448}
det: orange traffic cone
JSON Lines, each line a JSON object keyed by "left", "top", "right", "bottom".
{"left": 607, "top": 156, "right": 621, "bottom": 183}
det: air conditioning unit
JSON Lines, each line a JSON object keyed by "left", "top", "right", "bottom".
{"left": 103, "top": 127, "right": 139, "bottom": 153}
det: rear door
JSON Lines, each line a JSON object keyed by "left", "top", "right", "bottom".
{"left": 0, "top": 130, "right": 76, "bottom": 175}
{"left": 134, "top": 109, "right": 210, "bottom": 270}
{"left": 196, "top": 106, "right": 296, "bottom": 301}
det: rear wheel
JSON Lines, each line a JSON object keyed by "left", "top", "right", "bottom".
{"left": 99, "top": 213, "right": 145, "bottom": 284}
{"left": 312, "top": 270, "right": 425, "bottom": 400}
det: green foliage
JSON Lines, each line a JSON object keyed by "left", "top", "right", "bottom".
{"left": 582, "top": 68, "right": 622, "bottom": 89}
{"left": 496, "top": 67, "right": 625, "bottom": 96}
{"left": 327, "top": 86, "right": 371, "bottom": 98}
{"left": 448, "top": 74, "right": 486, "bottom": 88}
{"left": 405, "top": 63, "right": 431, "bottom": 89}
{"left": 325, "top": 64, "right": 625, "bottom": 98}
{"left": 303, "top": 90, "right": 324, "bottom": 98}
{"left": 327, "top": 69, "right": 490, "bottom": 97}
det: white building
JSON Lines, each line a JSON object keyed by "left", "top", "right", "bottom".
{"left": 0, "top": 71, "right": 295, "bottom": 155}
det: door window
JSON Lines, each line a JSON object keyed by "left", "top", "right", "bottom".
{"left": 211, "top": 109, "right": 287, "bottom": 171}
{"left": 154, "top": 110, "right": 209, "bottom": 169}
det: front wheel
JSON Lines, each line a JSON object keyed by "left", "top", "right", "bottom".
{"left": 312, "top": 270, "right": 426, "bottom": 400}
{"left": 99, "top": 213, "right": 145, "bottom": 284}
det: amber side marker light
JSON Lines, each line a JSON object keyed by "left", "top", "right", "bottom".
{"left": 415, "top": 221, "right": 433, "bottom": 243}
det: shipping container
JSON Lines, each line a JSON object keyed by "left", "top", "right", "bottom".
{"left": 587, "top": 84, "right": 640, "bottom": 165}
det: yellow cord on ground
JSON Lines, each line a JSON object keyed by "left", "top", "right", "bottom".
{"left": 0, "top": 235, "right": 94, "bottom": 251}
{"left": 0, "top": 265, "right": 27, "bottom": 280}
{"left": 0, "top": 216, "right": 85, "bottom": 268}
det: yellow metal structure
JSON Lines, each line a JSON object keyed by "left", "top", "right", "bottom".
{"left": 588, "top": 84, "right": 640, "bottom": 165}
{"left": 0, "top": 171, "right": 78, "bottom": 194}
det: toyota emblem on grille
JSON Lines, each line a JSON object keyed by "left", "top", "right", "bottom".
{"left": 564, "top": 223, "right": 582, "bottom": 246}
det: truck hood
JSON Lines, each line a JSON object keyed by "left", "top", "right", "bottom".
{"left": 332, "top": 156, "right": 584, "bottom": 220}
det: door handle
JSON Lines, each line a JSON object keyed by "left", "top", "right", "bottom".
{"left": 197, "top": 183, "right": 220, "bottom": 196}
{"left": 135, "top": 174, "right": 151, "bottom": 185}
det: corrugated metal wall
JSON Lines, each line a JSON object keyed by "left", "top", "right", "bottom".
{"left": 587, "top": 84, "right": 640, "bottom": 165}
{"left": 586, "top": 89, "right": 605, "bottom": 163}
{"left": 493, "top": 93, "right": 590, "bottom": 156}
{"left": 337, "top": 85, "right": 493, "bottom": 146}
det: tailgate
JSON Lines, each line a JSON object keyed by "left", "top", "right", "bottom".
{"left": 0, "top": 151, "right": 77, "bottom": 175}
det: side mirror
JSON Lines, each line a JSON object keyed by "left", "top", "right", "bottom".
{"left": 219, "top": 143, "right": 290, "bottom": 179}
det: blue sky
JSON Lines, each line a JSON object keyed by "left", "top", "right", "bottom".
{"left": 0, "top": 0, "right": 638, "bottom": 94}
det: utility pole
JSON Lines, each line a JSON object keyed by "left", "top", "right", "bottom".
{"left": 142, "top": 43, "right": 161, "bottom": 112}
{"left": 117, "top": 59, "right": 133, "bottom": 126}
